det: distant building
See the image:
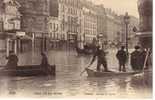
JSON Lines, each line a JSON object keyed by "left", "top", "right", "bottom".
{"left": 48, "top": 16, "right": 61, "bottom": 48}
{"left": 95, "top": 5, "right": 107, "bottom": 47}
{"left": 105, "top": 8, "right": 122, "bottom": 46}
{"left": 58, "top": 0, "right": 82, "bottom": 48}
{"left": 120, "top": 15, "right": 139, "bottom": 48}
{"left": 81, "top": 0, "right": 97, "bottom": 44}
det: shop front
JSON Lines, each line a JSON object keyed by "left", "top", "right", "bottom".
{"left": 67, "top": 32, "right": 78, "bottom": 49}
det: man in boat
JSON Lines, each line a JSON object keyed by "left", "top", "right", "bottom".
{"left": 40, "top": 52, "right": 50, "bottom": 72}
{"left": 116, "top": 46, "right": 127, "bottom": 72}
{"left": 6, "top": 51, "right": 18, "bottom": 69}
{"left": 88, "top": 46, "right": 109, "bottom": 72}
{"left": 130, "top": 46, "right": 142, "bottom": 71}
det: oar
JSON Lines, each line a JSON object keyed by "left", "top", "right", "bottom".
{"left": 80, "top": 64, "right": 91, "bottom": 76}
{"left": 142, "top": 48, "right": 151, "bottom": 71}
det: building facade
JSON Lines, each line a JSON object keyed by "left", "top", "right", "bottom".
{"left": 0, "top": 0, "right": 5, "bottom": 52}
{"left": 48, "top": 16, "right": 63, "bottom": 49}
{"left": 95, "top": 5, "right": 107, "bottom": 48}
{"left": 58, "top": 0, "right": 82, "bottom": 48}
{"left": 81, "top": 0, "right": 97, "bottom": 44}
{"left": 16, "top": 0, "right": 51, "bottom": 52}
{"left": 137, "top": 0, "right": 152, "bottom": 48}
{"left": 0, "top": 0, "right": 21, "bottom": 55}
{"left": 120, "top": 15, "right": 139, "bottom": 48}
{"left": 105, "top": 8, "right": 122, "bottom": 47}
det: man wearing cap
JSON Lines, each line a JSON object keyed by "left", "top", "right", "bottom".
{"left": 116, "top": 46, "right": 127, "bottom": 72}
{"left": 6, "top": 51, "right": 18, "bottom": 69}
{"left": 130, "top": 46, "right": 142, "bottom": 71}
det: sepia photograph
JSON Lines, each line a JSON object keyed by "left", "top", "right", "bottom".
{"left": 0, "top": 0, "right": 153, "bottom": 99}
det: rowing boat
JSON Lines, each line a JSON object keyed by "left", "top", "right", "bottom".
{"left": 0, "top": 65, "right": 56, "bottom": 77}
{"left": 85, "top": 68, "right": 141, "bottom": 77}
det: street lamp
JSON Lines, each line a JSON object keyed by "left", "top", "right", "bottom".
{"left": 124, "top": 12, "right": 130, "bottom": 54}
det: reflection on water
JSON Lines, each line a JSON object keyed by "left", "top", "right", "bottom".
{"left": 0, "top": 50, "right": 152, "bottom": 98}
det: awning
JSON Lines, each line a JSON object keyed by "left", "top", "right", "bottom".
{"left": 136, "top": 32, "right": 152, "bottom": 37}
{"left": 17, "top": 35, "right": 32, "bottom": 40}
{"left": 85, "top": 34, "right": 96, "bottom": 38}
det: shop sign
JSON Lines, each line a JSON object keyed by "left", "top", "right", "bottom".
{"left": 16, "top": 31, "right": 25, "bottom": 36}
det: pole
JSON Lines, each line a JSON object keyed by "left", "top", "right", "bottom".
{"left": 126, "top": 23, "right": 128, "bottom": 54}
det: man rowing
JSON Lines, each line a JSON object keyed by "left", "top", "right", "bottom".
{"left": 88, "top": 46, "right": 109, "bottom": 72}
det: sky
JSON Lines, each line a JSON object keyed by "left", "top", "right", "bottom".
{"left": 89, "top": 0, "right": 139, "bottom": 18}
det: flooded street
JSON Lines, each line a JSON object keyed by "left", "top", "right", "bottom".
{"left": 0, "top": 49, "right": 152, "bottom": 98}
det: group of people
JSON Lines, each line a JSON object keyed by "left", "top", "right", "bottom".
{"left": 88, "top": 45, "right": 150, "bottom": 72}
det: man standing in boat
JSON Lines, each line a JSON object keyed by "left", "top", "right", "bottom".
{"left": 116, "top": 46, "right": 127, "bottom": 72}
{"left": 88, "top": 46, "right": 109, "bottom": 72}
{"left": 6, "top": 51, "right": 18, "bottom": 69}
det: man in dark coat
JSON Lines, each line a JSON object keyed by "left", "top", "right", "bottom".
{"left": 40, "top": 52, "right": 49, "bottom": 72}
{"left": 130, "top": 46, "right": 142, "bottom": 71}
{"left": 116, "top": 46, "right": 127, "bottom": 72}
{"left": 89, "top": 46, "right": 109, "bottom": 72}
{"left": 6, "top": 51, "right": 18, "bottom": 69}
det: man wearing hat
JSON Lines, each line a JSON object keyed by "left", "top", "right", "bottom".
{"left": 6, "top": 51, "right": 18, "bottom": 69}
{"left": 40, "top": 52, "right": 50, "bottom": 73}
{"left": 88, "top": 46, "right": 109, "bottom": 72}
{"left": 130, "top": 45, "right": 142, "bottom": 71}
{"left": 116, "top": 46, "right": 127, "bottom": 72}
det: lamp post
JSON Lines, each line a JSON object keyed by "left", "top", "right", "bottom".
{"left": 124, "top": 12, "right": 130, "bottom": 54}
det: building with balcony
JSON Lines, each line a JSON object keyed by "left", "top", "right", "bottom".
{"left": 48, "top": 16, "right": 63, "bottom": 49}
{"left": 0, "top": 0, "right": 21, "bottom": 54}
{"left": 58, "top": 0, "right": 82, "bottom": 48}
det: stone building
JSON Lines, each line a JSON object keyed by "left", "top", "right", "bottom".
{"left": 58, "top": 0, "right": 82, "bottom": 48}
{"left": 137, "top": 0, "right": 152, "bottom": 48}
{"left": 0, "top": 0, "right": 21, "bottom": 55}
{"left": 104, "top": 8, "right": 122, "bottom": 47}
{"left": 16, "top": 0, "right": 51, "bottom": 52}
{"left": 95, "top": 5, "right": 107, "bottom": 47}
{"left": 48, "top": 16, "right": 62, "bottom": 48}
{"left": 81, "top": 0, "right": 97, "bottom": 44}
{"left": 120, "top": 15, "right": 139, "bottom": 48}
{"left": 0, "top": 0, "right": 5, "bottom": 52}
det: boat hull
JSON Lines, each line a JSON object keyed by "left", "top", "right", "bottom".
{"left": 86, "top": 68, "right": 141, "bottom": 77}
{"left": 0, "top": 65, "right": 56, "bottom": 77}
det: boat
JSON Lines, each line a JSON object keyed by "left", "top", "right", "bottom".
{"left": 76, "top": 47, "right": 93, "bottom": 55}
{"left": 0, "top": 65, "right": 56, "bottom": 77}
{"left": 85, "top": 68, "right": 142, "bottom": 77}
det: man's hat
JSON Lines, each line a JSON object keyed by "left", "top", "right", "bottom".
{"left": 135, "top": 45, "right": 140, "bottom": 49}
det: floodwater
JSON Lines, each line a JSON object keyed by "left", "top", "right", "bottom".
{"left": 0, "top": 49, "right": 152, "bottom": 98}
